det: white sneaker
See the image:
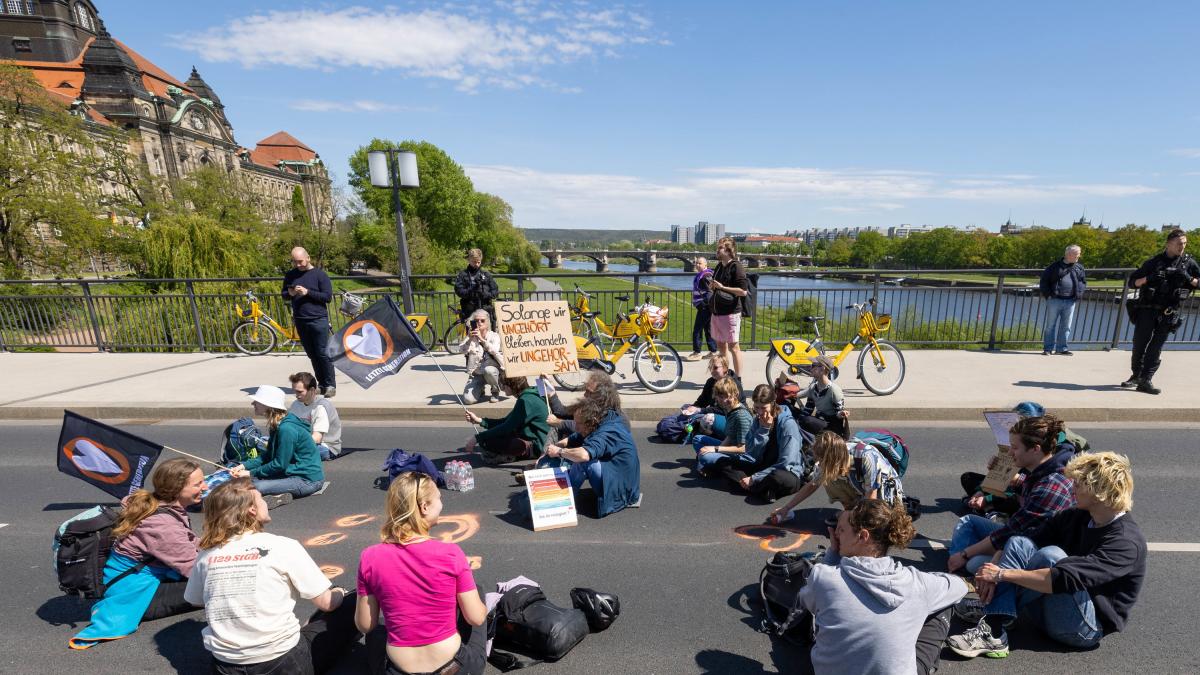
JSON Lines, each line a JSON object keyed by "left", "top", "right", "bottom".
{"left": 463, "top": 393, "right": 478, "bottom": 405}
{"left": 947, "top": 620, "right": 1009, "bottom": 659}
{"left": 686, "top": 352, "right": 702, "bottom": 361}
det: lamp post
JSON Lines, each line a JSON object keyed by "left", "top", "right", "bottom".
{"left": 367, "top": 147, "right": 420, "bottom": 314}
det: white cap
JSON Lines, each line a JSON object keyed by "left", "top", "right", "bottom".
{"left": 249, "top": 385, "right": 287, "bottom": 411}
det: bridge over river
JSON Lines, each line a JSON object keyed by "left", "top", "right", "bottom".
{"left": 541, "top": 249, "right": 813, "bottom": 272}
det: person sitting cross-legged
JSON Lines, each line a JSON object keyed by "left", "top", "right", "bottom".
{"left": 947, "top": 415, "right": 1076, "bottom": 576}
{"left": 544, "top": 371, "right": 629, "bottom": 444}
{"left": 289, "top": 371, "right": 343, "bottom": 461}
{"left": 230, "top": 385, "right": 326, "bottom": 509}
{"left": 703, "top": 384, "right": 809, "bottom": 502}
{"left": 540, "top": 394, "right": 642, "bottom": 517}
{"left": 800, "top": 499, "right": 968, "bottom": 675}
{"left": 692, "top": 375, "right": 757, "bottom": 476}
{"left": 464, "top": 376, "right": 550, "bottom": 465}
{"left": 947, "top": 452, "right": 1147, "bottom": 659}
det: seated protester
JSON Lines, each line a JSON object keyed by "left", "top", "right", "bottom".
{"left": 948, "top": 415, "right": 1076, "bottom": 576}
{"left": 800, "top": 355, "right": 848, "bottom": 437}
{"left": 230, "top": 385, "right": 326, "bottom": 508}
{"left": 545, "top": 371, "right": 629, "bottom": 442}
{"left": 458, "top": 309, "right": 504, "bottom": 405}
{"left": 961, "top": 402, "right": 1088, "bottom": 517}
{"left": 769, "top": 430, "right": 904, "bottom": 522}
{"left": 464, "top": 375, "right": 550, "bottom": 465}
{"left": 69, "top": 458, "right": 205, "bottom": 649}
{"left": 703, "top": 384, "right": 808, "bottom": 502}
{"left": 659, "top": 354, "right": 744, "bottom": 440}
{"left": 948, "top": 452, "right": 1147, "bottom": 658}
{"left": 801, "top": 500, "right": 968, "bottom": 675}
{"left": 691, "top": 376, "right": 755, "bottom": 470}
{"left": 357, "top": 472, "right": 488, "bottom": 675}
{"left": 289, "top": 371, "right": 343, "bottom": 461}
{"left": 540, "top": 395, "right": 642, "bottom": 516}
{"left": 186, "top": 478, "right": 359, "bottom": 674}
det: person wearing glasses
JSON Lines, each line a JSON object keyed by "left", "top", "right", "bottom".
{"left": 283, "top": 246, "right": 336, "bottom": 398}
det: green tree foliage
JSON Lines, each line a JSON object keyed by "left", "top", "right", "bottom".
{"left": 132, "top": 212, "right": 261, "bottom": 281}
{"left": 1098, "top": 224, "right": 1162, "bottom": 268}
{"left": 289, "top": 185, "right": 310, "bottom": 227}
{"left": 821, "top": 238, "right": 853, "bottom": 266}
{"left": 850, "top": 231, "right": 891, "bottom": 267}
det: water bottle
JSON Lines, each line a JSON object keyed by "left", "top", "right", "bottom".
{"left": 462, "top": 462, "right": 475, "bottom": 492}
{"left": 446, "top": 461, "right": 461, "bottom": 491}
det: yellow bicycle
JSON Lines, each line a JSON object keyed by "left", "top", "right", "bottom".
{"left": 765, "top": 297, "right": 906, "bottom": 396}
{"left": 553, "top": 292, "right": 681, "bottom": 393}
{"left": 231, "top": 291, "right": 303, "bottom": 355}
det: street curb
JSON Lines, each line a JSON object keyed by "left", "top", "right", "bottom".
{"left": 3, "top": 405, "right": 1199, "bottom": 423}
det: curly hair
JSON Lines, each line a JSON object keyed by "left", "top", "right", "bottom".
{"left": 198, "top": 477, "right": 263, "bottom": 550}
{"left": 112, "top": 458, "right": 200, "bottom": 539}
{"left": 380, "top": 472, "right": 440, "bottom": 543}
{"left": 1065, "top": 451, "right": 1134, "bottom": 512}
{"left": 572, "top": 394, "right": 610, "bottom": 437}
{"left": 1009, "top": 414, "right": 1065, "bottom": 455}
{"left": 812, "top": 431, "right": 850, "bottom": 486}
{"left": 847, "top": 498, "right": 916, "bottom": 554}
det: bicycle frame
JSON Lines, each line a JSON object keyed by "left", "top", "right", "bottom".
{"left": 575, "top": 306, "right": 666, "bottom": 366}
{"left": 769, "top": 301, "right": 891, "bottom": 371}
{"left": 235, "top": 293, "right": 299, "bottom": 342}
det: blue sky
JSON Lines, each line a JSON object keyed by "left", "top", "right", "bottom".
{"left": 98, "top": 1, "right": 1199, "bottom": 232}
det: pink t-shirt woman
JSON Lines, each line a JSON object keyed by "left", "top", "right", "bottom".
{"left": 357, "top": 539, "right": 476, "bottom": 647}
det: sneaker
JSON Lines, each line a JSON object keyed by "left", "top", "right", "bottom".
{"left": 1120, "top": 376, "right": 1139, "bottom": 389}
{"left": 313, "top": 481, "right": 331, "bottom": 496}
{"left": 512, "top": 471, "right": 527, "bottom": 486}
{"left": 324, "top": 386, "right": 336, "bottom": 398}
{"left": 463, "top": 393, "right": 478, "bottom": 405}
{"left": 1137, "top": 380, "right": 1161, "bottom": 395}
{"left": 629, "top": 493, "right": 643, "bottom": 508}
{"left": 489, "top": 396, "right": 499, "bottom": 403}
{"left": 1041, "top": 350, "right": 1051, "bottom": 356}
{"left": 947, "top": 620, "right": 1010, "bottom": 659}
{"left": 264, "top": 493, "right": 293, "bottom": 510}
{"left": 953, "top": 597, "right": 988, "bottom": 624}
{"left": 704, "top": 352, "right": 717, "bottom": 360}
{"left": 1057, "top": 350, "right": 1073, "bottom": 356}
{"left": 686, "top": 352, "right": 703, "bottom": 361}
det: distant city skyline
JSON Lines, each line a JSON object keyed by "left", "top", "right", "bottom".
{"left": 96, "top": 1, "right": 1200, "bottom": 231}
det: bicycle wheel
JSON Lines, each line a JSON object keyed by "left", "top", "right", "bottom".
{"left": 416, "top": 322, "right": 438, "bottom": 351}
{"left": 442, "top": 320, "right": 468, "bottom": 354}
{"left": 858, "top": 339, "right": 906, "bottom": 396}
{"left": 633, "top": 340, "right": 683, "bottom": 393}
{"left": 232, "top": 321, "right": 277, "bottom": 355}
{"left": 553, "top": 364, "right": 592, "bottom": 391}
{"left": 765, "top": 351, "right": 813, "bottom": 388}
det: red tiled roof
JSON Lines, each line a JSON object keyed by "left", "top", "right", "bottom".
{"left": 250, "top": 131, "right": 318, "bottom": 167}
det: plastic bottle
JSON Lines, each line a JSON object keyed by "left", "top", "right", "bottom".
{"left": 446, "top": 461, "right": 461, "bottom": 491}
{"left": 462, "top": 462, "right": 475, "bottom": 492}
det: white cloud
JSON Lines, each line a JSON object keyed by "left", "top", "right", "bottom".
{"left": 1169, "top": 148, "right": 1200, "bottom": 158}
{"left": 289, "top": 99, "right": 435, "bottom": 113}
{"left": 177, "top": 2, "right": 664, "bottom": 92}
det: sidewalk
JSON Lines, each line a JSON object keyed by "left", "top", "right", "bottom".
{"left": 2, "top": 348, "right": 1194, "bottom": 422}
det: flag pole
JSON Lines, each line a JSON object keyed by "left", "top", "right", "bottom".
{"left": 427, "top": 353, "right": 480, "bottom": 434}
{"left": 162, "top": 445, "right": 228, "bottom": 471}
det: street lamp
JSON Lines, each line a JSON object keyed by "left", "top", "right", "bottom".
{"left": 367, "top": 147, "right": 420, "bottom": 314}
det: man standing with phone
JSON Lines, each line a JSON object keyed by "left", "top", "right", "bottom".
{"left": 282, "top": 246, "right": 336, "bottom": 397}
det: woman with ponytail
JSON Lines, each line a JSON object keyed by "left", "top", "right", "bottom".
{"left": 947, "top": 414, "right": 1077, "bottom": 576}
{"left": 185, "top": 477, "right": 359, "bottom": 674}
{"left": 356, "top": 472, "right": 488, "bottom": 675}
{"left": 799, "top": 499, "right": 967, "bottom": 675}
{"left": 69, "top": 458, "right": 206, "bottom": 649}
{"left": 230, "top": 385, "right": 325, "bottom": 508}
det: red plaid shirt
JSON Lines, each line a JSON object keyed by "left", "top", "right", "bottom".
{"left": 989, "top": 462, "right": 1076, "bottom": 549}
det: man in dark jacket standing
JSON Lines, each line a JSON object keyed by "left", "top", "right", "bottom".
{"left": 453, "top": 248, "right": 499, "bottom": 322}
{"left": 1122, "top": 229, "right": 1200, "bottom": 394}
{"left": 688, "top": 256, "right": 717, "bottom": 361}
{"left": 1038, "top": 245, "right": 1086, "bottom": 356}
{"left": 282, "top": 247, "right": 336, "bottom": 397}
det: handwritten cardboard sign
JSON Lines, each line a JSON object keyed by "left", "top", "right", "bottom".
{"left": 496, "top": 301, "right": 579, "bottom": 378}
{"left": 524, "top": 466, "right": 578, "bottom": 531}
{"left": 981, "top": 410, "right": 1021, "bottom": 496}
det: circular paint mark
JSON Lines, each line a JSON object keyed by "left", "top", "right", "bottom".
{"left": 733, "top": 524, "right": 812, "bottom": 553}
{"left": 61, "top": 436, "right": 131, "bottom": 485}
{"left": 466, "top": 556, "right": 482, "bottom": 570}
{"left": 342, "top": 319, "right": 394, "bottom": 365}
{"left": 432, "top": 514, "right": 479, "bottom": 544}
{"left": 336, "top": 514, "right": 376, "bottom": 528}
{"left": 320, "top": 565, "right": 344, "bottom": 579}
{"left": 305, "top": 532, "right": 347, "bottom": 547}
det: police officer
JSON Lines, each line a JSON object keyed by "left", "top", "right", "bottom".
{"left": 453, "top": 247, "right": 499, "bottom": 322}
{"left": 1123, "top": 229, "right": 1200, "bottom": 394}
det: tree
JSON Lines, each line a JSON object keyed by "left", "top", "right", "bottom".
{"left": 850, "top": 231, "right": 891, "bottom": 267}
{"left": 132, "top": 212, "right": 262, "bottom": 282}
{"left": 822, "top": 238, "right": 853, "bottom": 266}
{"left": 1099, "top": 224, "right": 1161, "bottom": 268}
{"left": 289, "top": 185, "right": 310, "bottom": 228}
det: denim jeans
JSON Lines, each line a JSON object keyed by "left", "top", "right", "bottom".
{"left": 296, "top": 317, "right": 336, "bottom": 390}
{"left": 949, "top": 514, "right": 1004, "bottom": 574}
{"left": 1042, "top": 298, "right": 1077, "bottom": 352}
{"left": 536, "top": 454, "right": 603, "bottom": 492}
{"left": 697, "top": 450, "right": 755, "bottom": 475}
{"left": 985, "top": 536, "right": 1103, "bottom": 648}
{"left": 253, "top": 475, "right": 324, "bottom": 498}
{"left": 692, "top": 305, "right": 717, "bottom": 353}
{"left": 691, "top": 434, "right": 724, "bottom": 453}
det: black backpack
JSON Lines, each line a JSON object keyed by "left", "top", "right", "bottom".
{"left": 54, "top": 505, "right": 163, "bottom": 599}
{"left": 758, "top": 550, "right": 821, "bottom": 644}
{"left": 489, "top": 585, "right": 589, "bottom": 668}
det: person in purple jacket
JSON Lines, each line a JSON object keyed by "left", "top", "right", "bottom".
{"left": 687, "top": 256, "right": 717, "bottom": 361}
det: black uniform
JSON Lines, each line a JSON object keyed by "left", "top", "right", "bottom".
{"left": 1127, "top": 252, "right": 1200, "bottom": 383}
{"left": 453, "top": 264, "right": 499, "bottom": 321}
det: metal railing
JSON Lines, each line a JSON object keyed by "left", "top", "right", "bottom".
{"left": 0, "top": 269, "right": 1195, "bottom": 352}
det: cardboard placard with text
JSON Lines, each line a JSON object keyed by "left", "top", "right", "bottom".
{"left": 524, "top": 466, "right": 578, "bottom": 531}
{"left": 981, "top": 410, "right": 1021, "bottom": 496}
{"left": 495, "top": 301, "right": 579, "bottom": 378}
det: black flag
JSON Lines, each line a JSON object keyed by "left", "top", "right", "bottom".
{"left": 57, "top": 411, "right": 164, "bottom": 499}
{"left": 327, "top": 296, "right": 428, "bottom": 388}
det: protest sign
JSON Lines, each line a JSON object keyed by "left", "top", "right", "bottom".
{"left": 495, "top": 301, "right": 579, "bottom": 378}
{"left": 523, "top": 466, "right": 578, "bottom": 531}
{"left": 981, "top": 410, "right": 1021, "bottom": 496}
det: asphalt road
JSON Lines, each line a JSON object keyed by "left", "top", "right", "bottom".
{"left": 2, "top": 421, "right": 1198, "bottom": 674}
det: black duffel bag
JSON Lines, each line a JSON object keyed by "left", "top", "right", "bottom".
{"left": 492, "top": 585, "right": 589, "bottom": 662}
{"left": 759, "top": 550, "right": 821, "bottom": 644}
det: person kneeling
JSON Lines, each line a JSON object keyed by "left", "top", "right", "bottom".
{"left": 540, "top": 395, "right": 642, "bottom": 516}
{"left": 947, "top": 452, "right": 1147, "bottom": 659}
{"left": 800, "top": 499, "right": 967, "bottom": 675}
{"left": 703, "top": 384, "right": 808, "bottom": 502}
{"left": 769, "top": 430, "right": 905, "bottom": 523}
{"left": 185, "top": 478, "right": 360, "bottom": 674}
{"left": 357, "top": 472, "right": 489, "bottom": 675}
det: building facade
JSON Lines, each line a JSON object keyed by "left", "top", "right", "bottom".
{"left": 695, "top": 221, "right": 725, "bottom": 245}
{"left": 1, "top": 0, "right": 332, "bottom": 226}
{"left": 670, "top": 224, "right": 694, "bottom": 244}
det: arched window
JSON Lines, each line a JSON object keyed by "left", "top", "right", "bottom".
{"left": 74, "top": 3, "right": 94, "bottom": 30}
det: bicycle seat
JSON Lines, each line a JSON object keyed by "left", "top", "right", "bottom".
{"left": 615, "top": 295, "right": 630, "bottom": 302}
{"left": 582, "top": 311, "right": 602, "bottom": 318}
{"left": 804, "top": 315, "right": 825, "bottom": 322}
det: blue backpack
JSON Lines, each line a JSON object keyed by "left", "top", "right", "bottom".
{"left": 851, "top": 429, "right": 910, "bottom": 478}
{"left": 656, "top": 412, "right": 702, "bottom": 444}
{"left": 221, "top": 417, "right": 268, "bottom": 465}
{"left": 378, "top": 449, "right": 445, "bottom": 489}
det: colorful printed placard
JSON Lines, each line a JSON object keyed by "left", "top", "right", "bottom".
{"left": 523, "top": 466, "right": 578, "bottom": 531}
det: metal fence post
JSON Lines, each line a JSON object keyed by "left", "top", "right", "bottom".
{"left": 80, "top": 282, "right": 106, "bottom": 352}
{"left": 517, "top": 278, "right": 526, "bottom": 302}
{"left": 1111, "top": 272, "right": 1131, "bottom": 349}
{"left": 633, "top": 275, "right": 641, "bottom": 306}
{"left": 986, "top": 273, "right": 1005, "bottom": 350}
{"left": 186, "top": 281, "right": 207, "bottom": 351}
{"left": 872, "top": 272, "right": 881, "bottom": 299}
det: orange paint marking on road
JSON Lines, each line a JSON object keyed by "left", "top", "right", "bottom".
{"left": 431, "top": 514, "right": 480, "bottom": 544}
{"left": 466, "top": 556, "right": 482, "bottom": 570}
{"left": 733, "top": 524, "right": 813, "bottom": 552}
{"left": 336, "top": 514, "right": 376, "bottom": 528}
{"left": 320, "top": 565, "right": 344, "bottom": 579}
{"left": 306, "top": 532, "right": 347, "bottom": 547}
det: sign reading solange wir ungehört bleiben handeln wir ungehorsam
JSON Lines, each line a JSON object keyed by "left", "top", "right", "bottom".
{"left": 495, "top": 301, "right": 579, "bottom": 377}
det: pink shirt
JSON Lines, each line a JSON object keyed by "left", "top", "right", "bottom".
{"left": 357, "top": 540, "right": 476, "bottom": 647}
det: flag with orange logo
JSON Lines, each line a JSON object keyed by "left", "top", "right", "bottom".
{"left": 327, "top": 296, "right": 428, "bottom": 388}
{"left": 56, "top": 411, "right": 164, "bottom": 499}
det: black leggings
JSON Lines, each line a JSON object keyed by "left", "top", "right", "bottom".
{"left": 712, "top": 457, "right": 803, "bottom": 502}
{"left": 212, "top": 592, "right": 361, "bottom": 675}
{"left": 914, "top": 607, "right": 953, "bottom": 675}
{"left": 143, "top": 579, "right": 196, "bottom": 622}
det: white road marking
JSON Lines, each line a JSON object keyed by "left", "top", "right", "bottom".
{"left": 0, "top": 524, "right": 7, "bottom": 529}
{"left": 1147, "top": 543, "right": 1200, "bottom": 552}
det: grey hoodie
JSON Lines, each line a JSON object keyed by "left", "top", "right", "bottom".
{"left": 799, "top": 551, "right": 967, "bottom": 675}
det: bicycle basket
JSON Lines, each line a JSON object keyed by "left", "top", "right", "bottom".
{"left": 874, "top": 314, "right": 892, "bottom": 333}
{"left": 636, "top": 304, "right": 669, "bottom": 334}
{"left": 339, "top": 292, "right": 364, "bottom": 317}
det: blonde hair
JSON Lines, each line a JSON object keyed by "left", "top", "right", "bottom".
{"left": 713, "top": 376, "right": 741, "bottom": 406}
{"left": 264, "top": 408, "right": 285, "bottom": 432}
{"left": 381, "top": 472, "right": 440, "bottom": 543}
{"left": 198, "top": 477, "right": 264, "bottom": 549}
{"left": 112, "top": 458, "right": 200, "bottom": 539}
{"left": 813, "top": 431, "right": 850, "bottom": 486}
{"left": 467, "top": 248, "right": 483, "bottom": 262}
{"left": 1065, "top": 451, "right": 1134, "bottom": 512}
{"left": 708, "top": 354, "right": 730, "bottom": 375}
